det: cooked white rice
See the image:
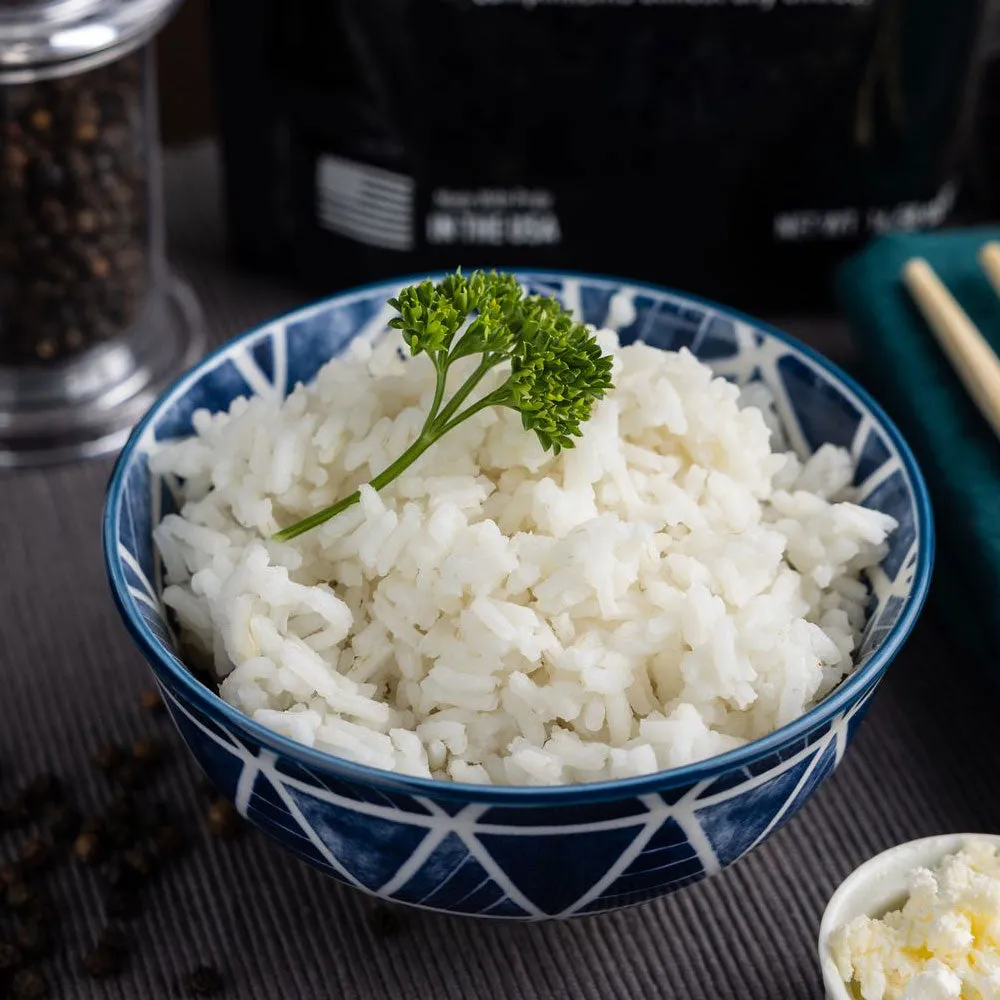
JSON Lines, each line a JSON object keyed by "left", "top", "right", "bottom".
{"left": 150, "top": 328, "right": 896, "bottom": 786}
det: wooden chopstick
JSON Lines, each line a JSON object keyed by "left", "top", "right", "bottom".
{"left": 979, "top": 240, "right": 1000, "bottom": 298}
{"left": 901, "top": 256, "right": 1000, "bottom": 440}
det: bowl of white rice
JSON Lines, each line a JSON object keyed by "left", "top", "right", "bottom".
{"left": 103, "top": 271, "right": 932, "bottom": 919}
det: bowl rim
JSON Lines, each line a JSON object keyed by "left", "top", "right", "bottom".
{"left": 103, "top": 268, "right": 935, "bottom": 805}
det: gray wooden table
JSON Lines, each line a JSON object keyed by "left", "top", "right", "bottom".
{"left": 1, "top": 143, "right": 995, "bottom": 1000}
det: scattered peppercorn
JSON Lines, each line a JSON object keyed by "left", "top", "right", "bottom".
{"left": 104, "top": 861, "right": 136, "bottom": 891}
{"left": 1, "top": 793, "right": 31, "bottom": 830}
{"left": 111, "top": 760, "right": 145, "bottom": 792}
{"left": 152, "top": 823, "right": 187, "bottom": 860}
{"left": 4, "top": 881, "right": 36, "bottom": 912}
{"left": 206, "top": 800, "right": 241, "bottom": 840}
{"left": 103, "top": 795, "right": 140, "bottom": 845}
{"left": 0, "top": 862, "right": 22, "bottom": 886}
{"left": 145, "top": 800, "right": 172, "bottom": 828}
{"left": 22, "top": 775, "right": 61, "bottom": 809}
{"left": 73, "top": 830, "right": 104, "bottom": 866}
{"left": 0, "top": 941, "right": 24, "bottom": 974}
{"left": 22, "top": 894, "right": 56, "bottom": 928}
{"left": 18, "top": 839, "right": 52, "bottom": 873}
{"left": 185, "top": 964, "right": 224, "bottom": 996}
{"left": 139, "top": 688, "right": 164, "bottom": 715}
{"left": 43, "top": 803, "right": 81, "bottom": 841}
{"left": 132, "top": 737, "right": 165, "bottom": 764}
{"left": 104, "top": 822, "right": 133, "bottom": 849}
{"left": 121, "top": 845, "right": 154, "bottom": 880}
{"left": 110, "top": 788, "right": 138, "bottom": 809}
{"left": 80, "top": 939, "right": 127, "bottom": 979}
{"left": 0, "top": 718, "right": 235, "bottom": 991}
{"left": 9, "top": 967, "right": 47, "bottom": 999}
{"left": 80, "top": 927, "right": 131, "bottom": 974}
{"left": 93, "top": 744, "right": 124, "bottom": 773}
{"left": 15, "top": 921, "right": 51, "bottom": 960}
{"left": 80, "top": 816, "right": 103, "bottom": 836}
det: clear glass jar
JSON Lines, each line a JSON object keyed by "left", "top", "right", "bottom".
{"left": 0, "top": 0, "right": 204, "bottom": 467}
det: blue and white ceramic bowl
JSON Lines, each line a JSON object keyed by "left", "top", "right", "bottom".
{"left": 103, "top": 272, "right": 933, "bottom": 920}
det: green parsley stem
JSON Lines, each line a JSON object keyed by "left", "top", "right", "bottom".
{"left": 273, "top": 427, "right": 441, "bottom": 542}
{"left": 271, "top": 269, "right": 614, "bottom": 542}
{"left": 431, "top": 354, "right": 498, "bottom": 431}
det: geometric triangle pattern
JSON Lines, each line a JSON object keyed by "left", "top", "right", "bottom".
{"left": 160, "top": 682, "right": 872, "bottom": 920}
{"left": 477, "top": 823, "right": 651, "bottom": 915}
{"left": 105, "top": 271, "right": 933, "bottom": 921}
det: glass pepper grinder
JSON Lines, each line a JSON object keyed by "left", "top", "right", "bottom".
{"left": 0, "top": 0, "right": 204, "bottom": 467}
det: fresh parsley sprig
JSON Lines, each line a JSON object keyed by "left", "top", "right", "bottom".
{"left": 273, "top": 270, "right": 614, "bottom": 542}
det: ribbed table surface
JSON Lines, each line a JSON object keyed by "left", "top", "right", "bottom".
{"left": 1, "top": 143, "right": 993, "bottom": 1000}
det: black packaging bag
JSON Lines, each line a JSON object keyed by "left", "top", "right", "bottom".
{"left": 211, "top": 0, "right": 984, "bottom": 313}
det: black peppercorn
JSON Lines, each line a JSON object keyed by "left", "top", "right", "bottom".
{"left": 145, "top": 800, "right": 172, "bottom": 827}
{"left": 4, "top": 881, "right": 36, "bottom": 913}
{"left": 75, "top": 208, "right": 98, "bottom": 234}
{"left": 111, "top": 760, "right": 145, "bottom": 792}
{"left": 121, "top": 845, "right": 155, "bottom": 880}
{"left": 1, "top": 793, "right": 31, "bottom": 830}
{"left": 185, "top": 965, "right": 224, "bottom": 996}
{"left": 73, "top": 830, "right": 104, "bottom": 866}
{"left": 22, "top": 894, "right": 56, "bottom": 929}
{"left": 131, "top": 738, "right": 165, "bottom": 765}
{"left": 0, "top": 863, "right": 23, "bottom": 887}
{"left": 101, "top": 814, "right": 139, "bottom": 849}
{"left": 38, "top": 198, "right": 68, "bottom": 236}
{"left": 152, "top": 823, "right": 187, "bottom": 860}
{"left": 0, "top": 51, "right": 151, "bottom": 365}
{"left": 104, "top": 793, "right": 140, "bottom": 838}
{"left": 43, "top": 803, "right": 81, "bottom": 841}
{"left": 9, "top": 967, "right": 47, "bottom": 999}
{"left": 139, "top": 688, "right": 165, "bottom": 714}
{"left": 0, "top": 941, "right": 24, "bottom": 974}
{"left": 22, "top": 774, "right": 61, "bottom": 809}
{"left": 15, "top": 921, "right": 51, "bottom": 960}
{"left": 80, "top": 945, "right": 118, "bottom": 978}
{"left": 17, "top": 839, "right": 52, "bottom": 874}
{"left": 207, "top": 801, "right": 241, "bottom": 840}
{"left": 80, "top": 935, "right": 128, "bottom": 979}
{"left": 93, "top": 744, "right": 124, "bottom": 773}
{"left": 104, "top": 861, "right": 136, "bottom": 891}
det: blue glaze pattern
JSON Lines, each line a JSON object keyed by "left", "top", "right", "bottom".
{"left": 104, "top": 272, "right": 933, "bottom": 920}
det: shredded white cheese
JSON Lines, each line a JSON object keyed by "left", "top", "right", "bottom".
{"left": 831, "top": 841, "right": 1000, "bottom": 1000}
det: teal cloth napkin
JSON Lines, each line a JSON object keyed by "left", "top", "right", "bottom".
{"left": 837, "top": 227, "right": 1000, "bottom": 665}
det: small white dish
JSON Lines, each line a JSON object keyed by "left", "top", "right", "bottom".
{"left": 818, "top": 833, "right": 1000, "bottom": 1000}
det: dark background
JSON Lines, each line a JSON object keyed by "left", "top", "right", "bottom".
{"left": 157, "top": 0, "right": 216, "bottom": 146}
{"left": 155, "top": 0, "right": 1000, "bottom": 211}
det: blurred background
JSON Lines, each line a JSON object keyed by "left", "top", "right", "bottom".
{"left": 5, "top": 0, "right": 1000, "bottom": 462}
{"left": 156, "top": 0, "right": 1000, "bottom": 315}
